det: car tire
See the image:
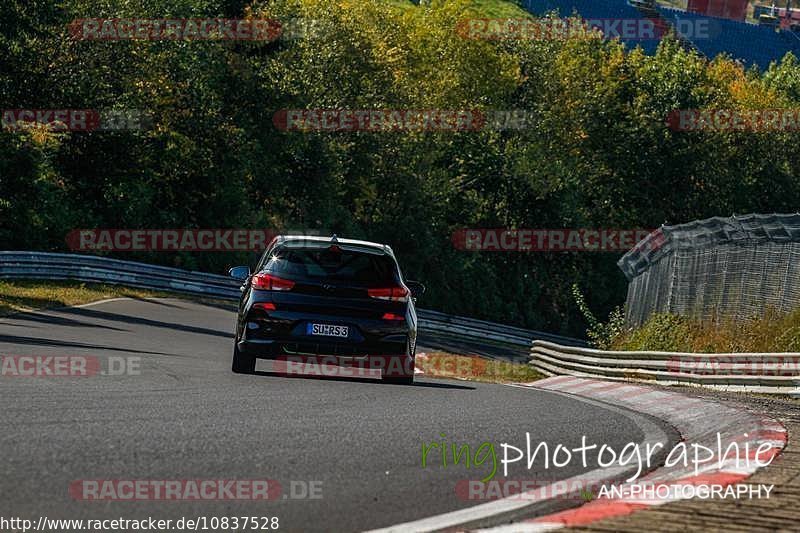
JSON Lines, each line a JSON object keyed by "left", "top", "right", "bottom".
{"left": 232, "top": 343, "right": 255, "bottom": 374}
{"left": 382, "top": 347, "right": 414, "bottom": 385}
{"left": 383, "top": 375, "right": 414, "bottom": 385}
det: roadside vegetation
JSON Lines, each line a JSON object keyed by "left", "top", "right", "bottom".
{"left": 573, "top": 284, "right": 800, "bottom": 353}
{"left": 417, "top": 351, "right": 542, "bottom": 383}
{"left": 6, "top": 0, "right": 800, "bottom": 336}
{"left": 0, "top": 279, "right": 232, "bottom": 317}
{"left": 608, "top": 310, "right": 800, "bottom": 353}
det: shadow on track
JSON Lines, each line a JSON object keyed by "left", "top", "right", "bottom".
{"left": 0, "top": 333, "right": 180, "bottom": 356}
{"left": 59, "top": 307, "right": 232, "bottom": 339}
{"left": 250, "top": 370, "right": 476, "bottom": 390}
{"left": 8, "top": 312, "right": 129, "bottom": 332}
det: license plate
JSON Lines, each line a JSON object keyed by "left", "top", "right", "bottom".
{"left": 307, "top": 323, "right": 349, "bottom": 338}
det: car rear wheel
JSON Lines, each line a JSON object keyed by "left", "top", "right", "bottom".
{"left": 232, "top": 343, "right": 255, "bottom": 374}
{"left": 382, "top": 347, "right": 414, "bottom": 385}
{"left": 383, "top": 375, "right": 414, "bottom": 385}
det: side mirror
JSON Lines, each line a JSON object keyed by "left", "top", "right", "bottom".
{"left": 406, "top": 281, "right": 426, "bottom": 299}
{"left": 229, "top": 266, "right": 251, "bottom": 281}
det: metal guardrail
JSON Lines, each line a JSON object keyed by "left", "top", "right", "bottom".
{"left": 0, "top": 251, "right": 241, "bottom": 300}
{"left": 530, "top": 340, "right": 800, "bottom": 395}
{"left": 416, "top": 309, "right": 585, "bottom": 348}
{"left": 0, "top": 251, "right": 584, "bottom": 348}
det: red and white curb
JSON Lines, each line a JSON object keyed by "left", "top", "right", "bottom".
{"left": 367, "top": 377, "right": 673, "bottom": 533}
{"left": 479, "top": 376, "right": 787, "bottom": 531}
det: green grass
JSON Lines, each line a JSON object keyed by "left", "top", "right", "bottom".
{"left": 390, "top": 0, "right": 531, "bottom": 18}
{"left": 418, "top": 351, "right": 543, "bottom": 383}
{"left": 0, "top": 279, "right": 233, "bottom": 317}
{"left": 461, "top": 0, "right": 532, "bottom": 18}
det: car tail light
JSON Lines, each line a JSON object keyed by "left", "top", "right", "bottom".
{"left": 251, "top": 273, "right": 295, "bottom": 291}
{"left": 381, "top": 312, "right": 405, "bottom": 321}
{"left": 253, "top": 302, "right": 276, "bottom": 311}
{"left": 368, "top": 286, "right": 409, "bottom": 303}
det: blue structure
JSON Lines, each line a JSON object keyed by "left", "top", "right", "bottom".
{"left": 656, "top": 5, "right": 800, "bottom": 69}
{"left": 520, "top": 0, "right": 661, "bottom": 54}
{"left": 521, "top": 0, "right": 800, "bottom": 69}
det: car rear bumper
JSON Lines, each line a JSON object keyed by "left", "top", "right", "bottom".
{"left": 237, "top": 339, "right": 414, "bottom": 376}
{"left": 238, "top": 336, "right": 407, "bottom": 357}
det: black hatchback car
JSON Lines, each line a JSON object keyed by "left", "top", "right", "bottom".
{"left": 228, "top": 235, "right": 424, "bottom": 384}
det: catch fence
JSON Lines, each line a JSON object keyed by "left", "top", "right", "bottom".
{"left": 619, "top": 213, "right": 800, "bottom": 325}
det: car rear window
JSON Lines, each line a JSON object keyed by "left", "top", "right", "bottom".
{"left": 264, "top": 246, "right": 399, "bottom": 284}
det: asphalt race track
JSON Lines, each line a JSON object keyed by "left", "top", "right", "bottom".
{"left": 0, "top": 299, "right": 673, "bottom": 532}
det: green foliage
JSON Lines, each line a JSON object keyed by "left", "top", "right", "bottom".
{"left": 615, "top": 313, "right": 694, "bottom": 352}
{"left": 4, "top": 0, "right": 800, "bottom": 336}
{"left": 572, "top": 284, "right": 626, "bottom": 349}
{"left": 614, "top": 308, "right": 800, "bottom": 353}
